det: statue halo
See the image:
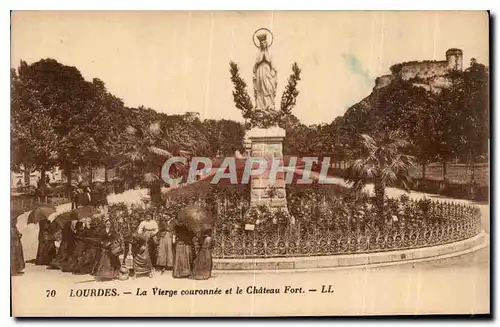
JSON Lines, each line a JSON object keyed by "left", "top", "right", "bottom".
{"left": 253, "top": 28, "right": 274, "bottom": 48}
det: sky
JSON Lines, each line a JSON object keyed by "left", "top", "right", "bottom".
{"left": 11, "top": 11, "right": 489, "bottom": 125}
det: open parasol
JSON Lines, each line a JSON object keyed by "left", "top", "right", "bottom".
{"left": 27, "top": 204, "right": 56, "bottom": 224}
{"left": 52, "top": 211, "right": 73, "bottom": 229}
{"left": 69, "top": 206, "right": 99, "bottom": 221}
{"left": 52, "top": 206, "right": 99, "bottom": 228}
{"left": 178, "top": 204, "right": 213, "bottom": 234}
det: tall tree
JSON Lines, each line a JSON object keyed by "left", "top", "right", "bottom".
{"left": 11, "top": 61, "right": 61, "bottom": 189}
{"left": 86, "top": 78, "right": 127, "bottom": 183}
{"left": 203, "top": 119, "right": 245, "bottom": 157}
{"left": 14, "top": 59, "right": 103, "bottom": 187}
{"left": 119, "top": 109, "right": 210, "bottom": 204}
{"left": 434, "top": 72, "right": 465, "bottom": 180}
{"left": 460, "top": 58, "right": 489, "bottom": 180}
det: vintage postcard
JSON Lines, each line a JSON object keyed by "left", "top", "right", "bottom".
{"left": 10, "top": 11, "right": 490, "bottom": 317}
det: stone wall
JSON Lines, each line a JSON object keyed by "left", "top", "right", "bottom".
{"left": 399, "top": 61, "right": 448, "bottom": 80}
{"left": 374, "top": 48, "right": 464, "bottom": 90}
{"left": 374, "top": 74, "right": 393, "bottom": 89}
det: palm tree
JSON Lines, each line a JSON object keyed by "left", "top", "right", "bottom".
{"left": 346, "top": 132, "right": 414, "bottom": 226}
{"left": 120, "top": 120, "right": 195, "bottom": 205}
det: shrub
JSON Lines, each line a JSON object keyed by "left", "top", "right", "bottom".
{"left": 105, "top": 182, "right": 479, "bottom": 240}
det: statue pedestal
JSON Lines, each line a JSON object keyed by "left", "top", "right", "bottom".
{"left": 247, "top": 127, "right": 288, "bottom": 210}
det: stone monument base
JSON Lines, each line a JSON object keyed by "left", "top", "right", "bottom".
{"left": 245, "top": 126, "right": 294, "bottom": 224}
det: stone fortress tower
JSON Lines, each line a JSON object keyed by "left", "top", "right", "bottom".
{"left": 374, "top": 48, "right": 463, "bottom": 93}
{"left": 446, "top": 48, "right": 463, "bottom": 71}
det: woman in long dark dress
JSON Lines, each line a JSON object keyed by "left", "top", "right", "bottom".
{"left": 120, "top": 221, "right": 137, "bottom": 272}
{"left": 172, "top": 223, "right": 195, "bottom": 278}
{"left": 35, "top": 219, "right": 56, "bottom": 265}
{"left": 35, "top": 218, "right": 47, "bottom": 265}
{"left": 132, "top": 215, "right": 157, "bottom": 278}
{"left": 52, "top": 220, "right": 76, "bottom": 271}
{"left": 190, "top": 230, "right": 213, "bottom": 280}
{"left": 75, "top": 221, "right": 100, "bottom": 275}
{"left": 94, "top": 219, "right": 121, "bottom": 281}
{"left": 132, "top": 234, "right": 153, "bottom": 278}
{"left": 11, "top": 216, "right": 25, "bottom": 276}
{"left": 65, "top": 221, "right": 86, "bottom": 273}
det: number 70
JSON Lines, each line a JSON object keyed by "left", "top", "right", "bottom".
{"left": 45, "top": 289, "right": 56, "bottom": 297}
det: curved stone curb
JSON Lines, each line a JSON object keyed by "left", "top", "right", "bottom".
{"left": 213, "top": 231, "right": 488, "bottom": 272}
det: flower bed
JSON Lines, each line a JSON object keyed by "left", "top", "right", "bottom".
{"left": 212, "top": 200, "right": 482, "bottom": 259}
{"left": 103, "top": 183, "right": 482, "bottom": 259}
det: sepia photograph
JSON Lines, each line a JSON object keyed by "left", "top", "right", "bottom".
{"left": 10, "top": 10, "right": 489, "bottom": 317}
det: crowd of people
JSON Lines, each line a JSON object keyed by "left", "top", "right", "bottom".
{"left": 11, "top": 209, "right": 214, "bottom": 281}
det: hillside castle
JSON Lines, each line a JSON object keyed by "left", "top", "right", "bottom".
{"left": 374, "top": 48, "right": 463, "bottom": 93}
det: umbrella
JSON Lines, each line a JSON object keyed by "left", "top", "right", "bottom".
{"left": 52, "top": 211, "right": 73, "bottom": 229}
{"left": 27, "top": 204, "right": 56, "bottom": 224}
{"left": 69, "top": 206, "right": 99, "bottom": 221}
{"left": 178, "top": 204, "right": 213, "bottom": 234}
{"left": 52, "top": 206, "right": 99, "bottom": 228}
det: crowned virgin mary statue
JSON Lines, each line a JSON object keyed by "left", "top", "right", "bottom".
{"left": 253, "top": 29, "right": 277, "bottom": 111}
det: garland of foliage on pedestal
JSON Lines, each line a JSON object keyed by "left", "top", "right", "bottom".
{"left": 229, "top": 61, "right": 301, "bottom": 129}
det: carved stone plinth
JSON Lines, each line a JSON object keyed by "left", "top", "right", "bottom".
{"left": 247, "top": 127, "right": 288, "bottom": 210}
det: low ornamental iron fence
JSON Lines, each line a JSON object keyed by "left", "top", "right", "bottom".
{"left": 106, "top": 195, "right": 483, "bottom": 259}
{"left": 211, "top": 201, "right": 482, "bottom": 259}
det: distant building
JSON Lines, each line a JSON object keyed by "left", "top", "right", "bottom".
{"left": 11, "top": 167, "right": 64, "bottom": 188}
{"left": 374, "top": 48, "right": 463, "bottom": 94}
{"left": 10, "top": 166, "right": 118, "bottom": 189}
